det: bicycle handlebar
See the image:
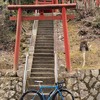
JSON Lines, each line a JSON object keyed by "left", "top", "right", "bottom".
{"left": 55, "top": 80, "right": 65, "bottom": 85}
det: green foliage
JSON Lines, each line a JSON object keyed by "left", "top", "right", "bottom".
{"left": 21, "top": 0, "right": 34, "bottom": 4}
{"left": 4, "top": 10, "right": 16, "bottom": 32}
{"left": 3, "top": 0, "right": 34, "bottom": 4}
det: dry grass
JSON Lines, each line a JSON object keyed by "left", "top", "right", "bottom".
{"left": 68, "top": 20, "right": 100, "bottom": 70}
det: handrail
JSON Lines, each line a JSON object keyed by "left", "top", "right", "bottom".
{"left": 54, "top": 51, "right": 58, "bottom": 83}
{"left": 22, "top": 11, "right": 39, "bottom": 93}
{"left": 23, "top": 53, "right": 29, "bottom": 93}
{"left": 54, "top": 19, "right": 59, "bottom": 83}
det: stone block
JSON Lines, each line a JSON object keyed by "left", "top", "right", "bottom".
{"left": 73, "top": 84, "right": 79, "bottom": 91}
{"left": 90, "top": 88, "right": 98, "bottom": 96}
{"left": 98, "top": 75, "right": 100, "bottom": 81}
{"left": 87, "top": 95, "right": 94, "bottom": 100}
{"left": 80, "top": 90, "right": 89, "bottom": 99}
{"left": 73, "top": 92, "right": 79, "bottom": 98}
{"left": 89, "top": 77, "right": 96, "bottom": 87}
{"left": 79, "top": 81, "right": 87, "bottom": 90}
{"left": 84, "top": 76, "right": 91, "bottom": 83}
{"left": 85, "top": 70, "right": 91, "bottom": 76}
{"left": 94, "top": 82, "right": 100, "bottom": 89}
{"left": 91, "top": 70, "right": 99, "bottom": 77}
{"left": 78, "top": 71, "right": 85, "bottom": 80}
{"left": 97, "top": 93, "right": 100, "bottom": 100}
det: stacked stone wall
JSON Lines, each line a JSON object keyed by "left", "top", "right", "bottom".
{"left": 65, "top": 69, "right": 100, "bottom": 100}
{"left": 0, "top": 72, "right": 23, "bottom": 100}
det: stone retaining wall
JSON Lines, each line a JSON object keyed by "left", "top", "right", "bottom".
{"left": 0, "top": 72, "right": 23, "bottom": 100}
{"left": 64, "top": 69, "right": 100, "bottom": 100}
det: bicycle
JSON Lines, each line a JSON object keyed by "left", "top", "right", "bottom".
{"left": 20, "top": 80, "right": 74, "bottom": 100}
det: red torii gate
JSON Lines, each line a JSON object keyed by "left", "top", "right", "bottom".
{"left": 8, "top": 1, "right": 76, "bottom": 72}
{"left": 96, "top": 0, "right": 100, "bottom": 7}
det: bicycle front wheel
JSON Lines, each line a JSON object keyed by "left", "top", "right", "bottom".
{"left": 20, "top": 90, "right": 43, "bottom": 100}
{"left": 52, "top": 89, "right": 74, "bottom": 100}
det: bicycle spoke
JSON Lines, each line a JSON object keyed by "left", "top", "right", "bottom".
{"left": 20, "top": 90, "right": 43, "bottom": 100}
{"left": 23, "top": 93, "right": 40, "bottom": 100}
{"left": 53, "top": 90, "right": 74, "bottom": 100}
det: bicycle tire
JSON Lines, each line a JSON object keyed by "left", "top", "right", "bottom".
{"left": 52, "top": 89, "right": 74, "bottom": 100}
{"left": 20, "top": 90, "right": 43, "bottom": 100}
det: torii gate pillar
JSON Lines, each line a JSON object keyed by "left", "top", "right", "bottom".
{"left": 62, "top": 7, "right": 71, "bottom": 71}
{"left": 14, "top": 8, "right": 22, "bottom": 71}
{"left": 96, "top": 0, "right": 100, "bottom": 7}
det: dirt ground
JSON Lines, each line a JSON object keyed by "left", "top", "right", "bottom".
{"left": 69, "top": 18, "right": 100, "bottom": 70}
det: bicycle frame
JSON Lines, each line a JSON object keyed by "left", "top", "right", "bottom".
{"left": 20, "top": 80, "right": 74, "bottom": 100}
{"left": 37, "top": 85, "right": 64, "bottom": 100}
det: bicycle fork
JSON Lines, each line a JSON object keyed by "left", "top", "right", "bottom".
{"left": 58, "top": 90, "right": 64, "bottom": 100}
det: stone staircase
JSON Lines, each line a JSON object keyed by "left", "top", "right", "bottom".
{"left": 27, "top": 20, "right": 55, "bottom": 94}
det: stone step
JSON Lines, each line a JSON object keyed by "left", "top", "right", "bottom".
{"left": 35, "top": 48, "right": 54, "bottom": 51}
{"left": 36, "top": 40, "right": 54, "bottom": 43}
{"left": 38, "top": 27, "right": 53, "bottom": 29}
{"left": 37, "top": 34, "right": 53, "bottom": 37}
{"left": 35, "top": 45, "right": 54, "bottom": 49}
{"left": 36, "top": 37, "right": 53, "bottom": 40}
{"left": 35, "top": 43, "right": 54, "bottom": 46}
{"left": 35, "top": 46, "right": 53, "bottom": 50}
{"left": 35, "top": 44, "right": 53, "bottom": 47}
{"left": 35, "top": 47, "right": 53, "bottom": 49}
{"left": 38, "top": 26, "right": 53, "bottom": 28}
{"left": 33, "top": 57, "right": 54, "bottom": 60}
{"left": 39, "top": 22, "right": 53, "bottom": 24}
{"left": 36, "top": 38, "right": 53, "bottom": 41}
{"left": 37, "top": 34, "right": 53, "bottom": 36}
{"left": 28, "top": 77, "right": 55, "bottom": 85}
{"left": 34, "top": 53, "right": 54, "bottom": 57}
{"left": 38, "top": 29, "right": 53, "bottom": 32}
{"left": 35, "top": 42, "right": 54, "bottom": 47}
{"left": 36, "top": 41, "right": 54, "bottom": 44}
{"left": 32, "top": 64, "right": 54, "bottom": 68}
{"left": 37, "top": 32, "right": 53, "bottom": 35}
{"left": 38, "top": 24, "right": 53, "bottom": 26}
{"left": 31, "top": 68, "right": 54, "bottom": 73}
{"left": 37, "top": 33, "right": 53, "bottom": 37}
{"left": 37, "top": 30, "right": 53, "bottom": 33}
{"left": 33, "top": 58, "right": 54, "bottom": 62}
{"left": 32, "top": 60, "right": 54, "bottom": 64}
{"left": 30, "top": 72, "right": 54, "bottom": 77}
{"left": 36, "top": 35, "right": 53, "bottom": 39}
{"left": 38, "top": 23, "right": 53, "bottom": 26}
{"left": 34, "top": 49, "right": 54, "bottom": 53}
{"left": 38, "top": 23, "right": 53, "bottom": 25}
{"left": 39, "top": 21, "right": 53, "bottom": 23}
